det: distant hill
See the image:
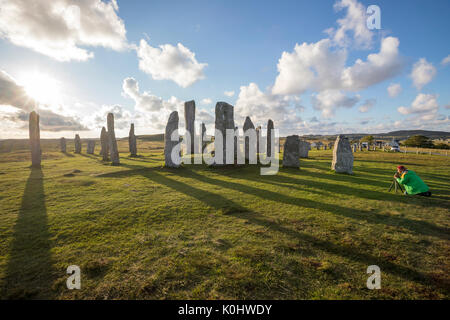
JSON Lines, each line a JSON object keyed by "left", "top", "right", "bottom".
{"left": 301, "top": 130, "right": 450, "bottom": 141}
{"left": 137, "top": 134, "right": 164, "bottom": 141}
{"left": 381, "top": 130, "right": 450, "bottom": 139}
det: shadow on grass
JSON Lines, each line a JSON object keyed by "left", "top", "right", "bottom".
{"left": 61, "top": 152, "right": 74, "bottom": 158}
{"left": 1, "top": 168, "right": 56, "bottom": 299}
{"left": 96, "top": 164, "right": 443, "bottom": 288}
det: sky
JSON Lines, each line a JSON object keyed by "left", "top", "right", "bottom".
{"left": 0, "top": 0, "right": 449, "bottom": 139}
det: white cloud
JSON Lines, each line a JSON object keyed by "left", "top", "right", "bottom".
{"left": 0, "top": 0, "right": 127, "bottom": 61}
{"left": 272, "top": 38, "right": 347, "bottom": 95}
{"left": 328, "top": 0, "right": 374, "bottom": 49}
{"left": 122, "top": 77, "right": 182, "bottom": 113}
{"left": 272, "top": 37, "right": 403, "bottom": 95}
{"left": 341, "top": 37, "right": 404, "bottom": 91}
{"left": 122, "top": 77, "right": 188, "bottom": 132}
{"left": 410, "top": 58, "right": 436, "bottom": 90}
{"left": 311, "top": 89, "right": 360, "bottom": 118}
{"left": 83, "top": 104, "right": 132, "bottom": 131}
{"left": 441, "top": 55, "right": 450, "bottom": 66}
{"left": 224, "top": 90, "right": 235, "bottom": 97}
{"left": 200, "top": 98, "right": 212, "bottom": 105}
{"left": 136, "top": 39, "right": 207, "bottom": 88}
{"left": 387, "top": 83, "right": 402, "bottom": 98}
{"left": 358, "top": 98, "right": 376, "bottom": 113}
{"left": 397, "top": 93, "right": 439, "bottom": 115}
{"left": 235, "top": 83, "right": 304, "bottom": 134}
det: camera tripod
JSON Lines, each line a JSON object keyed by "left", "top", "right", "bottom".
{"left": 388, "top": 179, "right": 404, "bottom": 193}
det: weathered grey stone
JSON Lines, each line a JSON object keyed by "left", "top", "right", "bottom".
{"left": 299, "top": 140, "right": 310, "bottom": 158}
{"left": 214, "top": 102, "right": 235, "bottom": 165}
{"left": 100, "top": 127, "right": 109, "bottom": 161}
{"left": 201, "top": 122, "right": 207, "bottom": 153}
{"left": 87, "top": 140, "right": 95, "bottom": 154}
{"left": 165, "top": 111, "right": 180, "bottom": 168}
{"left": 256, "top": 126, "right": 261, "bottom": 154}
{"left": 267, "top": 119, "right": 274, "bottom": 157}
{"left": 129, "top": 123, "right": 137, "bottom": 157}
{"left": 60, "top": 137, "right": 66, "bottom": 153}
{"left": 283, "top": 135, "right": 300, "bottom": 168}
{"left": 29, "top": 111, "right": 41, "bottom": 168}
{"left": 359, "top": 143, "right": 363, "bottom": 152}
{"left": 331, "top": 135, "right": 353, "bottom": 174}
{"left": 74, "top": 134, "right": 81, "bottom": 154}
{"left": 107, "top": 113, "right": 120, "bottom": 165}
{"left": 324, "top": 145, "right": 327, "bottom": 150}
{"left": 184, "top": 100, "right": 196, "bottom": 154}
{"left": 243, "top": 116, "right": 256, "bottom": 161}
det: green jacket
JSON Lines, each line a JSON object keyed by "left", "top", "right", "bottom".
{"left": 396, "top": 170, "right": 429, "bottom": 195}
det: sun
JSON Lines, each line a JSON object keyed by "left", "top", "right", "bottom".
{"left": 20, "top": 72, "right": 62, "bottom": 105}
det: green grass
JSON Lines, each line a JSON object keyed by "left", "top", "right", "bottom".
{"left": 0, "top": 145, "right": 449, "bottom": 299}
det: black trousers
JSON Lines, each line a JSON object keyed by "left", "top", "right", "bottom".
{"left": 416, "top": 191, "right": 432, "bottom": 197}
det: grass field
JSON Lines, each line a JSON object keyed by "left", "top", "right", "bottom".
{"left": 0, "top": 139, "right": 449, "bottom": 299}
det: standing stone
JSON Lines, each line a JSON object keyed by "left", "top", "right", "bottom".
{"left": 129, "top": 123, "right": 137, "bottom": 157}
{"left": 74, "top": 134, "right": 81, "bottom": 154}
{"left": 107, "top": 113, "right": 120, "bottom": 165}
{"left": 201, "top": 122, "right": 207, "bottom": 153}
{"left": 267, "top": 119, "right": 274, "bottom": 157}
{"left": 359, "top": 143, "right": 363, "bottom": 152}
{"left": 299, "top": 140, "right": 310, "bottom": 158}
{"left": 283, "top": 135, "right": 300, "bottom": 168}
{"left": 214, "top": 102, "right": 235, "bottom": 165}
{"left": 256, "top": 126, "right": 260, "bottom": 154}
{"left": 324, "top": 145, "right": 327, "bottom": 150}
{"left": 100, "top": 127, "right": 109, "bottom": 161}
{"left": 184, "top": 100, "right": 196, "bottom": 154}
{"left": 332, "top": 135, "right": 354, "bottom": 174}
{"left": 243, "top": 116, "right": 255, "bottom": 161}
{"left": 29, "top": 111, "right": 41, "bottom": 168}
{"left": 60, "top": 137, "right": 66, "bottom": 153}
{"left": 87, "top": 140, "right": 95, "bottom": 154}
{"left": 165, "top": 111, "right": 180, "bottom": 168}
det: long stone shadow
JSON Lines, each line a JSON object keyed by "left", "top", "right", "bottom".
{"left": 186, "top": 168, "right": 449, "bottom": 240}
{"left": 1, "top": 168, "right": 56, "bottom": 299}
{"left": 96, "top": 165, "right": 437, "bottom": 288}
{"left": 284, "top": 167, "right": 449, "bottom": 209}
{"left": 61, "top": 152, "right": 74, "bottom": 158}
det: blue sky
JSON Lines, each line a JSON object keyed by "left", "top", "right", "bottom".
{"left": 0, "top": 0, "right": 449, "bottom": 138}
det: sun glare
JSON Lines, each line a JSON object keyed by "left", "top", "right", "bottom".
{"left": 20, "top": 72, "right": 62, "bottom": 105}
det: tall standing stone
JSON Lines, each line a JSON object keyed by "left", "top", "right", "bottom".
{"left": 129, "top": 123, "right": 137, "bottom": 157}
{"left": 214, "top": 102, "right": 235, "bottom": 165}
{"left": 256, "top": 126, "right": 261, "bottom": 154}
{"left": 283, "top": 135, "right": 300, "bottom": 168}
{"left": 184, "top": 100, "right": 196, "bottom": 154}
{"left": 201, "top": 123, "right": 207, "bottom": 153}
{"left": 332, "top": 135, "right": 354, "bottom": 174}
{"left": 29, "top": 111, "right": 41, "bottom": 168}
{"left": 87, "top": 141, "right": 95, "bottom": 154}
{"left": 74, "top": 134, "right": 81, "bottom": 154}
{"left": 60, "top": 137, "right": 66, "bottom": 153}
{"left": 165, "top": 111, "right": 180, "bottom": 168}
{"left": 299, "top": 140, "right": 310, "bottom": 158}
{"left": 107, "top": 113, "right": 120, "bottom": 165}
{"left": 243, "top": 116, "right": 255, "bottom": 161}
{"left": 100, "top": 127, "right": 109, "bottom": 161}
{"left": 267, "top": 119, "right": 274, "bottom": 157}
